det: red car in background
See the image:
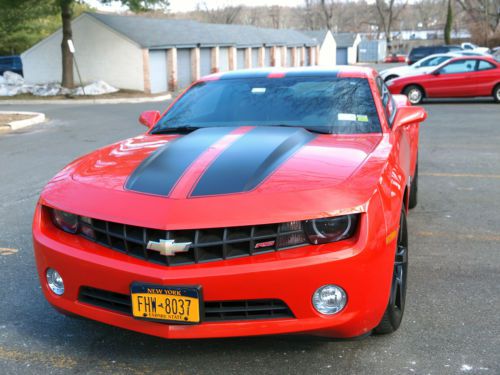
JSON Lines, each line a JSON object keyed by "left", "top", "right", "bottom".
{"left": 384, "top": 54, "right": 407, "bottom": 63}
{"left": 33, "top": 67, "right": 427, "bottom": 340}
{"left": 387, "top": 56, "right": 500, "bottom": 104}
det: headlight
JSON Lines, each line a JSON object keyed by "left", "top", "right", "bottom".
{"left": 50, "top": 208, "right": 79, "bottom": 233}
{"left": 304, "top": 214, "right": 359, "bottom": 244}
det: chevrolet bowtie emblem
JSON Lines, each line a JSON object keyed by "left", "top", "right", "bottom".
{"left": 146, "top": 239, "right": 191, "bottom": 256}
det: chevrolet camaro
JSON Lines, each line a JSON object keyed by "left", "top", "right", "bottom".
{"left": 33, "top": 67, "right": 427, "bottom": 339}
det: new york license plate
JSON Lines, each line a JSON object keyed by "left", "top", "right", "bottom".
{"left": 130, "top": 283, "right": 202, "bottom": 324}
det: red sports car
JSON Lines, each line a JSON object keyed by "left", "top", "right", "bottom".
{"left": 33, "top": 67, "right": 426, "bottom": 339}
{"left": 387, "top": 55, "right": 500, "bottom": 104}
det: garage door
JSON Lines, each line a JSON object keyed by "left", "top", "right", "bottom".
{"left": 252, "top": 48, "right": 259, "bottom": 67}
{"left": 200, "top": 48, "right": 211, "bottom": 77}
{"left": 219, "top": 47, "right": 229, "bottom": 71}
{"left": 286, "top": 48, "right": 292, "bottom": 67}
{"left": 264, "top": 47, "right": 271, "bottom": 67}
{"left": 177, "top": 48, "right": 192, "bottom": 88}
{"left": 149, "top": 50, "right": 167, "bottom": 94}
{"left": 336, "top": 48, "right": 348, "bottom": 65}
{"left": 237, "top": 49, "right": 245, "bottom": 69}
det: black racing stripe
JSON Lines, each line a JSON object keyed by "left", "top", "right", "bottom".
{"left": 191, "top": 127, "right": 316, "bottom": 197}
{"left": 125, "top": 127, "right": 233, "bottom": 196}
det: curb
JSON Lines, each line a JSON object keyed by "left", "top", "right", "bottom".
{"left": 1, "top": 111, "right": 46, "bottom": 130}
{"left": 0, "top": 93, "right": 172, "bottom": 105}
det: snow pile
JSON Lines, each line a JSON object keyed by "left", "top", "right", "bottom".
{"left": 0, "top": 71, "right": 119, "bottom": 97}
{"left": 72, "top": 80, "right": 119, "bottom": 96}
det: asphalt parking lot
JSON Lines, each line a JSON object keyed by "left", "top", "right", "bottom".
{"left": 0, "top": 96, "right": 499, "bottom": 374}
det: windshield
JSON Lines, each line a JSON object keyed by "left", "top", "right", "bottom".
{"left": 153, "top": 76, "right": 381, "bottom": 135}
{"left": 415, "top": 55, "right": 452, "bottom": 68}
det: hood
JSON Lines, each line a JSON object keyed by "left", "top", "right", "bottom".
{"left": 42, "top": 127, "right": 387, "bottom": 229}
{"left": 407, "top": 67, "right": 434, "bottom": 76}
{"left": 380, "top": 65, "right": 413, "bottom": 77}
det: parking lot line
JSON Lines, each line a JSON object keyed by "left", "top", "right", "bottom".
{"left": 421, "top": 172, "right": 500, "bottom": 179}
{"left": 0, "top": 248, "right": 18, "bottom": 256}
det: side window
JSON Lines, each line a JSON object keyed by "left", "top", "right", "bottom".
{"left": 376, "top": 76, "right": 396, "bottom": 127}
{"left": 439, "top": 59, "right": 476, "bottom": 74}
{"left": 476, "top": 60, "right": 496, "bottom": 71}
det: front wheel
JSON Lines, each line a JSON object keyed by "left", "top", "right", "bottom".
{"left": 493, "top": 84, "right": 500, "bottom": 103}
{"left": 403, "top": 85, "right": 424, "bottom": 104}
{"left": 374, "top": 208, "right": 408, "bottom": 335}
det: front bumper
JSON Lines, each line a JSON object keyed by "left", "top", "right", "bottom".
{"left": 32, "top": 199, "right": 394, "bottom": 339}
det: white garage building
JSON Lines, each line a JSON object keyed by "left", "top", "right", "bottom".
{"left": 333, "top": 33, "right": 361, "bottom": 65}
{"left": 301, "top": 30, "right": 337, "bottom": 65}
{"left": 21, "top": 12, "right": 321, "bottom": 93}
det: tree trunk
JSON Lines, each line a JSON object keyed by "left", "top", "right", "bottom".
{"left": 60, "top": 0, "right": 74, "bottom": 88}
{"left": 444, "top": 0, "right": 453, "bottom": 45}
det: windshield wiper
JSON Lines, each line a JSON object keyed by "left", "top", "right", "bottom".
{"left": 151, "top": 125, "right": 201, "bottom": 135}
{"left": 271, "top": 124, "right": 331, "bottom": 134}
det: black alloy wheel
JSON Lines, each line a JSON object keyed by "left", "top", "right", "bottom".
{"left": 374, "top": 208, "right": 408, "bottom": 334}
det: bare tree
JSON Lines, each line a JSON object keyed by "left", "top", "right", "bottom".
{"left": 269, "top": 5, "right": 282, "bottom": 28}
{"left": 320, "top": 0, "right": 335, "bottom": 30}
{"left": 375, "top": 0, "right": 409, "bottom": 51}
{"left": 456, "top": 0, "right": 500, "bottom": 44}
{"left": 199, "top": 2, "right": 243, "bottom": 24}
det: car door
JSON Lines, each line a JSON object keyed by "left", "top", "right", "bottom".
{"left": 467, "top": 59, "right": 500, "bottom": 96}
{"left": 425, "top": 59, "right": 478, "bottom": 97}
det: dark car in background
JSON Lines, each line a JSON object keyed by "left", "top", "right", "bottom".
{"left": 407, "top": 45, "right": 462, "bottom": 65}
{"left": 0, "top": 55, "right": 23, "bottom": 76}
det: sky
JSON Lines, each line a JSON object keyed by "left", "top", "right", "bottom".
{"left": 86, "top": 0, "right": 306, "bottom": 13}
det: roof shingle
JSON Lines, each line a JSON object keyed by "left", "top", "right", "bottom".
{"left": 89, "top": 12, "right": 317, "bottom": 48}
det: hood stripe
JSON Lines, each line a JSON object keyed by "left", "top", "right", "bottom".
{"left": 125, "top": 127, "right": 233, "bottom": 196}
{"left": 169, "top": 126, "right": 254, "bottom": 199}
{"left": 190, "top": 127, "right": 316, "bottom": 197}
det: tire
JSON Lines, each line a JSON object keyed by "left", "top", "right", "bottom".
{"left": 403, "top": 85, "right": 424, "bottom": 104}
{"left": 374, "top": 208, "right": 408, "bottom": 335}
{"left": 384, "top": 75, "right": 399, "bottom": 82}
{"left": 493, "top": 84, "right": 500, "bottom": 103}
{"left": 408, "top": 162, "right": 418, "bottom": 209}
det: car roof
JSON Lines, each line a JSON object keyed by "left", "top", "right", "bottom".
{"left": 201, "top": 66, "right": 376, "bottom": 81}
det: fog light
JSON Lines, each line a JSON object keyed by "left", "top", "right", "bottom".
{"left": 312, "top": 285, "right": 346, "bottom": 315}
{"left": 46, "top": 268, "right": 64, "bottom": 295}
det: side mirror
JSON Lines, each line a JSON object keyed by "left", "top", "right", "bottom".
{"left": 431, "top": 69, "right": 440, "bottom": 75}
{"left": 139, "top": 110, "right": 161, "bottom": 128}
{"left": 393, "top": 106, "right": 427, "bottom": 130}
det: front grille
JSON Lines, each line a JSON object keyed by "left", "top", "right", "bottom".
{"left": 79, "top": 287, "right": 295, "bottom": 322}
{"left": 78, "top": 217, "right": 308, "bottom": 266}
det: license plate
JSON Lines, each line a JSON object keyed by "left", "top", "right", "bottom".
{"left": 130, "top": 283, "right": 202, "bottom": 324}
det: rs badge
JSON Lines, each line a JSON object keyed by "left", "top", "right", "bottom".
{"left": 146, "top": 239, "right": 191, "bottom": 256}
